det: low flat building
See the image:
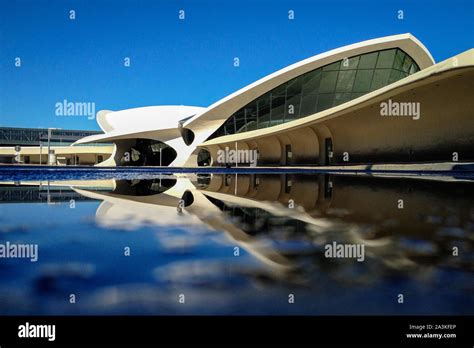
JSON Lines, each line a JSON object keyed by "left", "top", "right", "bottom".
{"left": 0, "top": 127, "right": 113, "bottom": 165}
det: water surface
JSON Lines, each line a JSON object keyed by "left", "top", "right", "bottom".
{"left": 0, "top": 170, "right": 473, "bottom": 315}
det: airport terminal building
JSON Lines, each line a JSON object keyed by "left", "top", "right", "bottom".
{"left": 0, "top": 127, "right": 112, "bottom": 165}
{"left": 69, "top": 34, "right": 473, "bottom": 167}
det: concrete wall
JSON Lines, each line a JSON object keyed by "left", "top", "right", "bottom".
{"left": 323, "top": 69, "right": 474, "bottom": 164}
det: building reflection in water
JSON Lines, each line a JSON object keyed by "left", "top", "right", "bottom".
{"left": 21, "top": 173, "right": 469, "bottom": 285}
{"left": 205, "top": 174, "right": 473, "bottom": 276}
{"left": 0, "top": 173, "right": 472, "bottom": 313}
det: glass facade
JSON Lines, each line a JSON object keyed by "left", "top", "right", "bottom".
{"left": 0, "top": 127, "right": 105, "bottom": 146}
{"left": 209, "top": 48, "right": 420, "bottom": 139}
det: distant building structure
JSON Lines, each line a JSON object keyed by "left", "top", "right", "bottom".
{"left": 0, "top": 127, "right": 113, "bottom": 165}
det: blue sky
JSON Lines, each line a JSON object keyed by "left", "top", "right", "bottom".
{"left": 1, "top": 0, "right": 473, "bottom": 130}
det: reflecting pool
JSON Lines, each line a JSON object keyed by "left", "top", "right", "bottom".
{"left": 0, "top": 171, "right": 473, "bottom": 315}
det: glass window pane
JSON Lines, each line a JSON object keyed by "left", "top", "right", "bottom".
{"left": 244, "top": 102, "right": 256, "bottom": 115}
{"left": 257, "top": 94, "right": 270, "bottom": 128}
{"left": 258, "top": 119, "right": 269, "bottom": 129}
{"left": 409, "top": 64, "right": 417, "bottom": 75}
{"left": 270, "top": 95, "right": 285, "bottom": 125}
{"left": 225, "top": 117, "right": 235, "bottom": 135}
{"left": 300, "top": 94, "right": 317, "bottom": 117}
{"left": 335, "top": 70, "right": 356, "bottom": 92}
{"left": 212, "top": 126, "right": 225, "bottom": 138}
{"left": 388, "top": 69, "right": 403, "bottom": 83}
{"left": 402, "top": 55, "right": 413, "bottom": 72}
{"left": 319, "top": 71, "right": 338, "bottom": 93}
{"left": 333, "top": 93, "right": 352, "bottom": 106}
{"left": 247, "top": 122, "right": 257, "bottom": 131}
{"left": 376, "top": 49, "right": 396, "bottom": 68}
{"left": 285, "top": 94, "right": 301, "bottom": 120}
{"left": 243, "top": 102, "right": 257, "bottom": 133}
{"left": 371, "top": 69, "right": 391, "bottom": 90}
{"left": 353, "top": 70, "right": 374, "bottom": 92}
{"left": 322, "top": 61, "right": 341, "bottom": 71}
{"left": 286, "top": 76, "right": 303, "bottom": 96}
{"left": 393, "top": 49, "right": 405, "bottom": 70}
{"left": 358, "top": 52, "right": 378, "bottom": 69}
{"left": 235, "top": 109, "right": 247, "bottom": 133}
{"left": 302, "top": 69, "right": 321, "bottom": 95}
{"left": 316, "top": 93, "right": 334, "bottom": 112}
{"left": 340, "top": 56, "right": 360, "bottom": 70}
{"left": 272, "top": 84, "right": 286, "bottom": 96}
{"left": 235, "top": 122, "right": 246, "bottom": 133}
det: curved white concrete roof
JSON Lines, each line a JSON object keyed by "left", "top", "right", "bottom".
{"left": 184, "top": 33, "right": 434, "bottom": 132}
{"left": 74, "top": 105, "right": 205, "bottom": 145}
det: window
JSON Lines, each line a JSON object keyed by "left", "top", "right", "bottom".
{"left": 376, "top": 49, "right": 396, "bottom": 68}
{"left": 371, "top": 69, "right": 391, "bottom": 90}
{"left": 389, "top": 69, "right": 403, "bottom": 83}
{"left": 225, "top": 118, "right": 235, "bottom": 135}
{"left": 208, "top": 48, "right": 421, "bottom": 140}
{"left": 285, "top": 77, "right": 302, "bottom": 121}
{"left": 244, "top": 103, "right": 257, "bottom": 132}
{"left": 270, "top": 95, "right": 285, "bottom": 125}
{"left": 319, "top": 71, "right": 338, "bottom": 93}
{"left": 272, "top": 84, "right": 286, "bottom": 97}
{"left": 336, "top": 70, "right": 356, "bottom": 92}
{"left": 322, "top": 61, "right": 341, "bottom": 71}
{"left": 340, "top": 56, "right": 360, "bottom": 70}
{"left": 402, "top": 55, "right": 413, "bottom": 72}
{"left": 285, "top": 94, "right": 301, "bottom": 121}
{"left": 317, "top": 94, "right": 334, "bottom": 111}
{"left": 302, "top": 70, "right": 321, "bottom": 95}
{"left": 353, "top": 70, "right": 374, "bottom": 92}
{"left": 334, "top": 93, "right": 352, "bottom": 106}
{"left": 393, "top": 49, "right": 405, "bottom": 70}
{"left": 286, "top": 76, "right": 303, "bottom": 96}
{"left": 234, "top": 109, "right": 246, "bottom": 133}
{"left": 256, "top": 94, "right": 271, "bottom": 129}
{"left": 300, "top": 94, "right": 317, "bottom": 117}
{"left": 358, "top": 52, "right": 378, "bottom": 69}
